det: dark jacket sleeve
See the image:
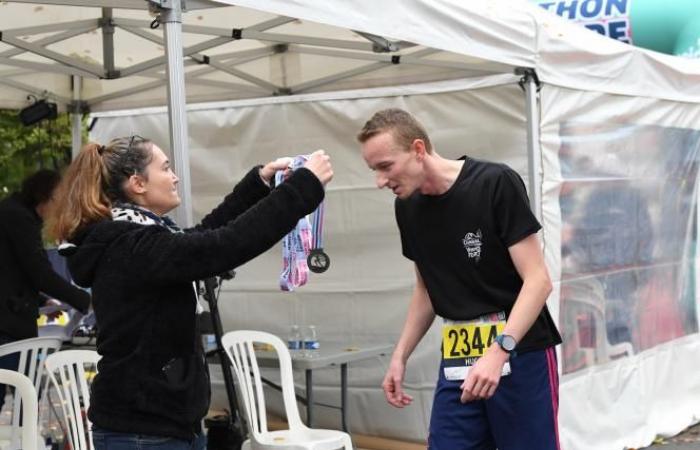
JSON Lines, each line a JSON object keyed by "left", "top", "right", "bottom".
{"left": 7, "top": 207, "right": 90, "bottom": 313}
{"left": 191, "top": 166, "right": 270, "bottom": 232}
{"left": 128, "top": 167, "right": 324, "bottom": 284}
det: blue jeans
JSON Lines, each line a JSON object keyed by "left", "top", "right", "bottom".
{"left": 92, "top": 428, "right": 207, "bottom": 450}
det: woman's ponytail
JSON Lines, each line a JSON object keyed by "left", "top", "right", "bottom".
{"left": 46, "top": 137, "right": 154, "bottom": 242}
{"left": 46, "top": 142, "right": 112, "bottom": 242}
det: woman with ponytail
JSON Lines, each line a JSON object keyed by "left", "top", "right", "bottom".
{"left": 47, "top": 137, "right": 332, "bottom": 450}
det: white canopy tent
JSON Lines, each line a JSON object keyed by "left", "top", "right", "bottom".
{"left": 2, "top": 1, "right": 700, "bottom": 449}
{"left": 3, "top": 0, "right": 700, "bottom": 223}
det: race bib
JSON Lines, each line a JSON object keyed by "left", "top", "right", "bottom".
{"left": 442, "top": 312, "right": 511, "bottom": 381}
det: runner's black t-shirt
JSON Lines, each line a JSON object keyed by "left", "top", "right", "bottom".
{"left": 395, "top": 156, "right": 562, "bottom": 352}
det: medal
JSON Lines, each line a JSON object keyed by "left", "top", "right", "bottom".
{"left": 307, "top": 248, "right": 330, "bottom": 273}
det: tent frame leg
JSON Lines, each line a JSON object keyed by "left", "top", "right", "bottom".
{"left": 150, "top": 0, "right": 194, "bottom": 227}
{"left": 517, "top": 68, "right": 543, "bottom": 222}
{"left": 70, "top": 75, "right": 83, "bottom": 159}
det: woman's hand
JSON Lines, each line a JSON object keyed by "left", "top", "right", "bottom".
{"left": 304, "top": 150, "right": 333, "bottom": 186}
{"left": 259, "top": 157, "right": 294, "bottom": 185}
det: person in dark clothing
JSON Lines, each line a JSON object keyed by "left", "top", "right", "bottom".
{"left": 0, "top": 170, "right": 91, "bottom": 410}
{"left": 46, "top": 136, "right": 332, "bottom": 450}
{"left": 358, "top": 109, "right": 560, "bottom": 450}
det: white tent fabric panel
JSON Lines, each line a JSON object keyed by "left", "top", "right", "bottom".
{"left": 540, "top": 85, "right": 700, "bottom": 450}
{"left": 89, "top": 78, "right": 529, "bottom": 441}
{"left": 3, "top": 0, "right": 700, "bottom": 447}
{"left": 86, "top": 71, "right": 700, "bottom": 448}
{"left": 4, "top": 0, "right": 700, "bottom": 113}
{"left": 0, "top": 1, "right": 507, "bottom": 112}
{"left": 215, "top": 0, "right": 700, "bottom": 103}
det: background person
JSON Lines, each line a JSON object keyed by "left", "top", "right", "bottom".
{"left": 47, "top": 137, "right": 332, "bottom": 450}
{"left": 0, "top": 169, "right": 90, "bottom": 410}
{"left": 357, "top": 109, "right": 561, "bottom": 450}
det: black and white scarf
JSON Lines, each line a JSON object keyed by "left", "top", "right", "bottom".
{"left": 111, "top": 202, "right": 181, "bottom": 233}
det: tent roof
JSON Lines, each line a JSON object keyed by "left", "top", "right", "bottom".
{"left": 1, "top": 0, "right": 700, "bottom": 113}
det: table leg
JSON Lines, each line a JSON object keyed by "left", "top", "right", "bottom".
{"left": 341, "top": 363, "right": 348, "bottom": 432}
{"left": 306, "top": 369, "right": 313, "bottom": 426}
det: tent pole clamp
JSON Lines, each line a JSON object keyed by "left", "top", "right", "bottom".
{"left": 105, "top": 69, "right": 121, "bottom": 79}
{"left": 68, "top": 100, "right": 90, "bottom": 115}
{"left": 147, "top": 0, "right": 187, "bottom": 12}
{"left": 353, "top": 30, "right": 399, "bottom": 52}
{"left": 147, "top": 0, "right": 187, "bottom": 24}
{"left": 515, "top": 67, "right": 542, "bottom": 93}
{"left": 273, "top": 44, "right": 289, "bottom": 54}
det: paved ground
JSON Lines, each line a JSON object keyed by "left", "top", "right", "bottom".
{"left": 643, "top": 423, "right": 700, "bottom": 449}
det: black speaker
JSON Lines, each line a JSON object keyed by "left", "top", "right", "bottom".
{"left": 205, "top": 414, "right": 245, "bottom": 450}
{"left": 19, "top": 100, "right": 57, "bottom": 126}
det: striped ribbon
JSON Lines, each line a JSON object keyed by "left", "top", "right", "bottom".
{"left": 276, "top": 155, "right": 325, "bottom": 291}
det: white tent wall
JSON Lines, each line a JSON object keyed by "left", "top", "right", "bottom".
{"left": 90, "top": 76, "right": 700, "bottom": 448}
{"left": 540, "top": 85, "right": 700, "bottom": 450}
{"left": 4, "top": 0, "right": 700, "bottom": 447}
{"left": 89, "top": 77, "right": 531, "bottom": 442}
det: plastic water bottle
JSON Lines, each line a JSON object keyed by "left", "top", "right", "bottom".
{"left": 302, "top": 325, "right": 320, "bottom": 357}
{"left": 202, "top": 333, "right": 216, "bottom": 351}
{"left": 288, "top": 325, "right": 302, "bottom": 350}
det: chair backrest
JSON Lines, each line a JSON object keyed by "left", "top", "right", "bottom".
{"left": 0, "top": 369, "right": 38, "bottom": 450}
{"left": 221, "top": 330, "right": 305, "bottom": 440}
{"left": 0, "top": 337, "right": 62, "bottom": 434}
{"left": 44, "top": 350, "right": 100, "bottom": 450}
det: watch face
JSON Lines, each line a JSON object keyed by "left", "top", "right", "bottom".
{"left": 501, "top": 335, "right": 516, "bottom": 352}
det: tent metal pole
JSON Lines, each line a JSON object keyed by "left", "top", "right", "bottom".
{"left": 119, "top": 36, "right": 231, "bottom": 78}
{"left": 71, "top": 75, "right": 83, "bottom": 159}
{"left": 290, "top": 61, "right": 388, "bottom": 94}
{"left": 0, "top": 78, "right": 72, "bottom": 105}
{"left": 0, "top": 35, "right": 104, "bottom": 77}
{"left": 114, "top": 15, "right": 295, "bottom": 36}
{"left": 518, "top": 68, "right": 543, "bottom": 221}
{"left": 4, "top": 0, "right": 221, "bottom": 9}
{"left": 1, "top": 18, "right": 99, "bottom": 37}
{"left": 1, "top": 24, "right": 98, "bottom": 58}
{"left": 102, "top": 8, "right": 117, "bottom": 78}
{"left": 207, "top": 59, "right": 280, "bottom": 92}
{"left": 0, "top": 57, "right": 97, "bottom": 78}
{"left": 157, "top": 0, "right": 193, "bottom": 227}
{"left": 87, "top": 79, "right": 165, "bottom": 105}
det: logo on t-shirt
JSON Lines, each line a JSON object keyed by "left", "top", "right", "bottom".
{"left": 462, "top": 229, "right": 482, "bottom": 262}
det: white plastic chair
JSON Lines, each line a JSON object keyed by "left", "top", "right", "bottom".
{"left": 0, "top": 370, "right": 38, "bottom": 450}
{"left": 44, "top": 350, "right": 100, "bottom": 450}
{"left": 222, "top": 330, "right": 353, "bottom": 450}
{"left": 0, "top": 337, "right": 62, "bottom": 449}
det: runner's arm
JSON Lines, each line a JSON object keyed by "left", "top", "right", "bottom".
{"left": 502, "top": 232, "right": 553, "bottom": 342}
{"left": 461, "top": 232, "right": 552, "bottom": 401}
{"left": 393, "top": 265, "right": 436, "bottom": 363}
{"left": 382, "top": 265, "right": 436, "bottom": 407}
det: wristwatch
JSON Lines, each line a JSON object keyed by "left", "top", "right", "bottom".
{"left": 495, "top": 334, "right": 517, "bottom": 356}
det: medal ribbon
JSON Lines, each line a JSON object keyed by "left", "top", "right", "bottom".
{"left": 276, "top": 155, "right": 326, "bottom": 291}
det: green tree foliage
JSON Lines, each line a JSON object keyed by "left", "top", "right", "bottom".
{"left": 0, "top": 109, "right": 86, "bottom": 199}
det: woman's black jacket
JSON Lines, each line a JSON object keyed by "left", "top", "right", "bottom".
{"left": 67, "top": 167, "right": 324, "bottom": 440}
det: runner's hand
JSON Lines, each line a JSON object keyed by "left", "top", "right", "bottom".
{"left": 303, "top": 150, "right": 333, "bottom": 186}
{"left": 382, "top": 359, "right": 413, "bottom": 408}
{"left": 260, "top": 157, "right": 294, "bottom": 185}
{"left": 460, "top": 343, "right": 509, "bottom": 402}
